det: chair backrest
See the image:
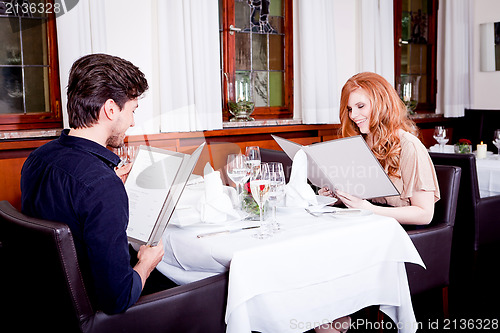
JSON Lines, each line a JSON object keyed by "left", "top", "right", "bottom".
{"left": 429, "top": 153, "right": 479, "bottom": 250}
{"left": 260, "top": 148, "right": 293, "bottom": 183}
{"left": 0, "top": 201, "right": 93, "bottom": 332}
{"left": 431, "top": 165, "right": 462, "bottom": 227}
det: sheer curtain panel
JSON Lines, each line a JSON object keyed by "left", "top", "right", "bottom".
{"left": 359, "top": 0, "right": 395, "bottom": 86}
{"left": 436, "top": 0, "right": 472, "bottom": 118}
{"left": 157, "top": 0, "right": 222, "bottom": 132}
{"left": 293, "top": 0, "right": 340, "bottom": 124}
{"left": 56, "top": 0, "right": 107, "bottom": 128}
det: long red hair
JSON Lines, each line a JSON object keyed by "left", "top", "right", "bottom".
{"left": 339, "top": 72, "right": 418, "bottom": 178}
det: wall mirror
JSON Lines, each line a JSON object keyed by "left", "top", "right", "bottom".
{"left": 480, "top": 22, "right": 500, "bottom": 71}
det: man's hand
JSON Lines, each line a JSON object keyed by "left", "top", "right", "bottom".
{"left": 133, "top": 240, "right": 165, "bottom": 289}
{"left": 115, "top": 163, "right": 133, "bottom": 183}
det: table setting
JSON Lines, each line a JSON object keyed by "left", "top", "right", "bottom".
{"left": 429, "top": 127, "right": 500, "bottom": 197}
{"left": 156, "top": 145, "right": 425, "bottom": 333}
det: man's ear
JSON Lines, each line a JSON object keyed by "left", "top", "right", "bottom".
{"left": 102, "top": 99, "right": 120, "bottom": 121}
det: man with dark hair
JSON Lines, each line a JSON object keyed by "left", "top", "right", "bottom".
{"left": 21, "top": 53, "right": 166, "bottom": 314}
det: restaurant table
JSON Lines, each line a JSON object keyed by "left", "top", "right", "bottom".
{"left": 157, "top": 207, "right": 424, "bottom": 333}
{"left": 429, "top": 145, "right": 500, "bottom": 197}
{"left": 476, "top": 154, "right": 500, "bottom": 197}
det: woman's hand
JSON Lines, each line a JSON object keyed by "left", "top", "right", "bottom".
{"left": 335, "top": 190, "right": 373, "bottom": 210}
{"left": 318, "top": 186, "right": 334, "bottom": 197}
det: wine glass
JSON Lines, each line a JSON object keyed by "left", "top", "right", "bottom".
{"left": 433, "top": 126, "right": 449, "bottom": 152}
{"left": 226, "top": 154, "right": 251, "bottom": 209}
{"left": 250, "top": 163, "right": 271, "bottom": 239}
{"left": 245, "top": 146, "right": 261, "bottom": 174}
{"left": 493, "top": 129, "right": 500, "bottom": 158}
{"left": 267, "top": 162, "right": 286, "bottom": 232}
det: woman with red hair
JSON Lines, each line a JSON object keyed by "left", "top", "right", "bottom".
{"left": 319, "top": 72, "right": 440, "bottom": 226}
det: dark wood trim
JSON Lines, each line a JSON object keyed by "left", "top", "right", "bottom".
{"left": 393, "top": 0, "right": 438, "bottom": 113}
{"left": 221, "top": 0, "right": 293, "bottom": 121}
{"left": 0, "top": 0, "right": 62, "bottom": 130}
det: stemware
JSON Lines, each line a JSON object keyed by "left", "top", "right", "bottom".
{"left": 245, "top": 146, "right": 261, "bottom": 174}
{"left": 267, "top": 162, "right": 286, "bottom": 232}
{"left": 493, "top": 129, "right": 500, "bottom": 157}
{"left": 226, "top": 154, "right": 251, "bottom": 208}
{"left": 433, "top": 126, "right": 449, "bottom": 152}
{"left": 250, "top": 163, "right": 272, "bottom": 239}
{"left": 116, "top": 146, "right": 138, "bottom": 168}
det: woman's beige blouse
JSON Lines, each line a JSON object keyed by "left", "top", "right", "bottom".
{"left": 371, "top": 132, "right": 440, "bottom": 207}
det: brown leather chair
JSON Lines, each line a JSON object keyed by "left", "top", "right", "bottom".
{"left": 0, "top": 201, "right": 228, "bottom": 333}
{"left": 404, "top": 165, "right": 461, "bottom": 317}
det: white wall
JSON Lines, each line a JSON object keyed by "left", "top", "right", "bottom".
{"left": 472, "top": 0, "right": 500, "bottom": 109}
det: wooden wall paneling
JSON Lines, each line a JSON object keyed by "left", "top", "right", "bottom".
{"left": 0, "top": 157, "right": 27, "bottom": 210}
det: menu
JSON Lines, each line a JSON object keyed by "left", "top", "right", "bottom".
{"left": 272, "top": 135, "right": 399, "bottom": 199}
{"left": 125, "top": 143, "right": 205, "bottom": 245}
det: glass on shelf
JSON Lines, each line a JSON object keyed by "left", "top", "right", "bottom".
{"left": 398, "top": 75, "right": 421, "bottom": 115}
{"left": 228, "top": 75, "right": 255, "bottom": 122}
{"left": 493, "top": 129, "right": 500, "bottom": 157}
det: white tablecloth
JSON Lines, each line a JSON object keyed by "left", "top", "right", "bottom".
{"left": 476, "top": 155, "right": 500, "bottom": 197}
{"left": 158, "top": 207, "right": 424, "bottom": 333}
{"left": 429, "top": 145, "right": 500, "bottom": 197}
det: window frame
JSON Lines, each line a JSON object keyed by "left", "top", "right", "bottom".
{"left": 393, "top": 0, "right": 438, "bottom": 113}
{"left": 220, "top": 0, "right": 293, "bottom": 121}
{"left": 0, "top": 1, "right": 62, "bottom": 131}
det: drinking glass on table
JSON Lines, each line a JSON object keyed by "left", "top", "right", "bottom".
{"left": 245, "top": 146, "right": 261, "bottom": 174}
{"left": 433, "top": 126, "right": 449, "bottom": 152}
{"left": 267, "top": 162, "right": 286, "bottom": 232}
{"left": 226, "top": 154, "right": 251, "bottom": 209}
{"left": 493, "top": 129, "right": 500, "bottom": 158}
{"left": 250, "top": 163, "right": 272, "bottom": 239}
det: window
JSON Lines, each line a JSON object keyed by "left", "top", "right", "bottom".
{"left": 0, "top": 0, "right": 61, "bottom": 131}
{"left": 219, "top": 0, "right": 293, "bottom": 121}
{"left": 394, "top": 0, "right": 437, "bottom": 113}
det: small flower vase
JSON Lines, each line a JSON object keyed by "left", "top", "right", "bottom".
{"left": 454, "top": 143, "right": 471, "bottom": 154}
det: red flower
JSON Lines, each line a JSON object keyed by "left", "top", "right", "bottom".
{"left": 458, "top": 139, "right": 471, "bottom": 144}
{"left": 244, "top": 181, "right": 251, "bottom": 194}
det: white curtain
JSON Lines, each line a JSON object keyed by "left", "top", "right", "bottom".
{"left": 157, "top": 0, "right": 222, "bottom": 132}
{"left": 436, "top": 0, "right": 472, "bottom": 118}
{"left": 294, "top": 0, "right": 339, "bottom": 124}
{"left": 359, "top": 0, "right": 395, "bottom": 86}
{"left": 55, "top": 0, "right": 107, "bottom": 128}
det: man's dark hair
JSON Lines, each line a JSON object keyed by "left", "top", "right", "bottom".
{"left": 67, "top": 53, "right": 149, "bottom": 128}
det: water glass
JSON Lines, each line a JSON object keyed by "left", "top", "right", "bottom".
{"left": 267, "top": 162, "right": 286, "bottom": 232}
{"left": 433, "top": 126, "right": 449, "bottom": 152}
{"left": 245, "top": 146, "right": 261, "bottom": 174}
{"left": 226, "top": 154, "right": 251, "bottom": 209}
{"left": 250, "top": 163, "right": 271, "bottom": 239}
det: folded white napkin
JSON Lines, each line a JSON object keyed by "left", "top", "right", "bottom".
{"left": 429, "top": 144, "right": 454, "bottom": 153}
{"left": 199, "top": 163, "right": 240, "bottom": 223}
{"left": 284, "top": 149, "right": 318, "bottom": 207}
